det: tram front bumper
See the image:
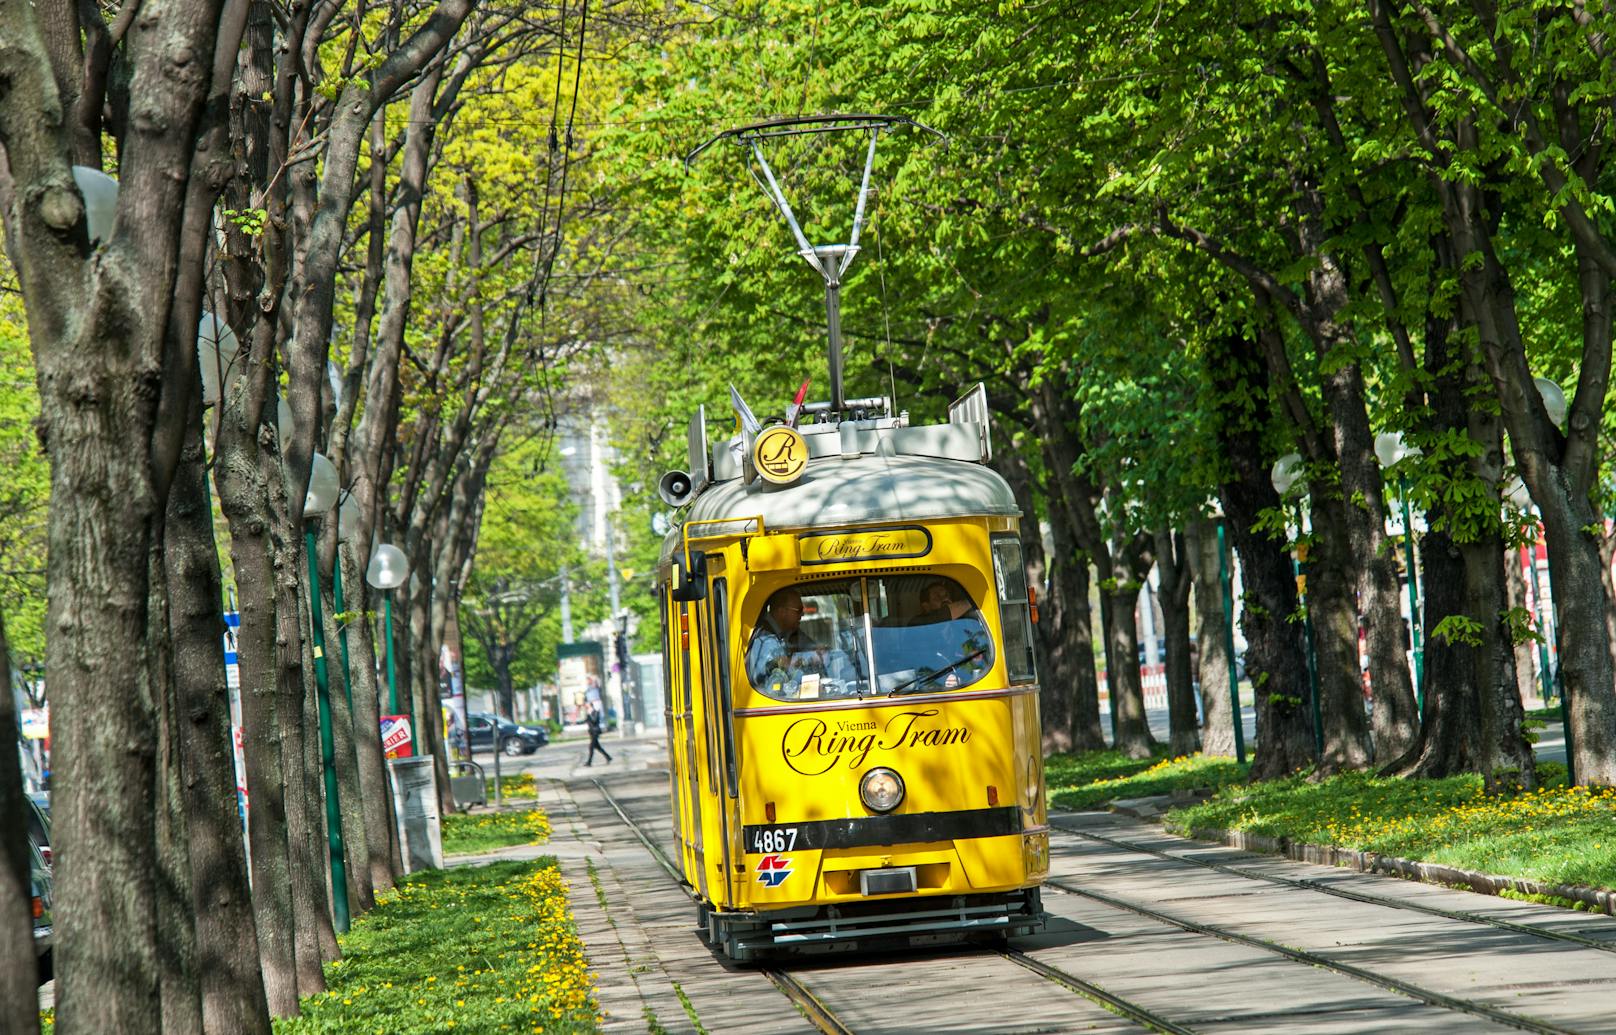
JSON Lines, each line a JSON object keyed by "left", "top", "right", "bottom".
{"left": 715, "top": 887, "right": 1045, "bottom": 961}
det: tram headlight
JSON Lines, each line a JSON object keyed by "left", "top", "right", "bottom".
{"left": 860, "top": 767, "right": 905, "bottom": 813}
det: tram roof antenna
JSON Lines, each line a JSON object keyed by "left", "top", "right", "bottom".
{"left": 686, "top": 114, "right": 944, "bottom": 416}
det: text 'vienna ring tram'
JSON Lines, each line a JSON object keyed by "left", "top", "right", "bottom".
{"left": 655, "top": 115, "right": 1048, "bottom": 960}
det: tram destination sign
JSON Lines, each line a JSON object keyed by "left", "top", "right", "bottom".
{"left": 798, "top": 526, "right": 931, "bottom": 565}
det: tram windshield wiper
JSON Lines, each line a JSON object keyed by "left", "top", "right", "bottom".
{"left": 886, "top": 648, "right": 990, "bottom": 696}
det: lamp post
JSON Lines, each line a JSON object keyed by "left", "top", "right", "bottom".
{"left": 300, "top": 451, "right": 349, "bottom": 932}
{"left": 1271, "top": 453, "right": 1324, "bottom": 759}
{"left": 1374, "top": 432, "right": 1425, "bottom": 716}
{"left": 366, "top": 543, "right": 411, "bottom": 749}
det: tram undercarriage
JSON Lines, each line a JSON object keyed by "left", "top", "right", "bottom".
{"left": 699, "top": 888, "right": 1045, "bottom": 962}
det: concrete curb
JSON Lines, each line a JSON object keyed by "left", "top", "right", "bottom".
{"left": 1173, "top": 822, "right": 1616, "bottom": 916}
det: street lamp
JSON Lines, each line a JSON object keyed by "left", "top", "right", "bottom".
{"left": 1270, "top": 453, "right": 1323, "bottom": 758}
{"left": 1533, "top": 376, "right": 1568, "bottom": 428}
{"left": 197, "top": 311, "right": 242, "bottom": 408}
{"left": 70, "top": 165, "right": 118, "bottom": 244}
{"left": 367, "top": 543, "right": 410, "bottom": 752}
{"left": 1374, "top": 432, "right": 1425, "bottom": 715}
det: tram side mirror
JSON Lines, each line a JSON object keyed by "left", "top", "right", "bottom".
{"left": 671, "top": 550, "right": 708, "bottom": 602}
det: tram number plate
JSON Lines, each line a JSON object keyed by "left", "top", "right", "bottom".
{"left": 749, "top": 827, "right": 798, "bottom": 854}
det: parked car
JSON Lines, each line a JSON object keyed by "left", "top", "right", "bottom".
{"left": 25, "top": 795, "right": 51, "bottom": 984}
{"left": 466, "top": 712, "right": 548, "bottom": 756}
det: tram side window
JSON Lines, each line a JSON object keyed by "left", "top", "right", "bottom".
{"left": 991, "top": 535, "right": 1037, "bottom": 684}
{"left": 745, "top": 575, "right": 993, "bottom": 700}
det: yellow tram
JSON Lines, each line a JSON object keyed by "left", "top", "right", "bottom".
{"left": 654, "top": 386, "right": 1049, "bottom": 959}
{"left": 656, "top": 114, "right": 1048, "bottom": 959}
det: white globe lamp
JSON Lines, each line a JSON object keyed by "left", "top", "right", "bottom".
{"left": 1373, "top": 432, "right": 1404, "bottom": 469}
{"left": 366, "top": 544, "right": 408, "bottom": 591}
{"left": 304, "top": 453, "right": 340, "bottom": 517}
{"left": 1270, "top": 453, "right": 1305, "bottom": 497}
{"left": 197, "top": 311, "right": 241, "bottom": 407}
{"left": 70, "top": 166, "right": 118, "bottom": 244}
{"left": 1533, "top": 377, "right": 1567, "bottom": 428}
{"left": 1504, "top": 475, "right": 1533, "bottom": 512}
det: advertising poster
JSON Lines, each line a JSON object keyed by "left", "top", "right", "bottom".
{"left": 380, "top": 714, "right": 414, "bottom": 758}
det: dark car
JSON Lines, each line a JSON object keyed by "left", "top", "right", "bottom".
{"left": 467, "top": 712, "right": 548, "bottom": 756}
{"left": 26, "top": 795, "right": 52, "bottom": 984}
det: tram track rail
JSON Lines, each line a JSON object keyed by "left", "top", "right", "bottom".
{"left": 1043, "top": 876, "right": 1584, "bottom": 1035}
{"left": 593, "top": 780, "right": 1197, "bottom": 1034}
{"left": 998, "top": 948, "right": 1195, "bottom": 1034}
{"left": 592, "top": 780, "right": 861, "bottom": 1035}
{"left": 1050, "top": 821, "right": 1616, "bottom": 955}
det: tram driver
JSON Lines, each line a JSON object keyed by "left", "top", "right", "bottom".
{"left": 746, "top": 587, "right": 859, "bottom": 698}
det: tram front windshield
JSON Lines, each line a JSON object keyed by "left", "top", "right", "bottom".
{"left": 745, "top": 575, "right": 993, "bottom": 700}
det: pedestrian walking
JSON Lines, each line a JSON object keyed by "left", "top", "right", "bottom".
{"left": 584, "top": 700, "right": 612, "bottom": 766}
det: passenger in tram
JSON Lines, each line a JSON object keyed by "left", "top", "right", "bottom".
{"left": 911, "top": 578, "right": 975, "bottom": 625}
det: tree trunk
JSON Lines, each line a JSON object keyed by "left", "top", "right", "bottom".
{"left": 1104, "top": 586, "right": 1151, "bottom": 756}
{"left": 38, "top": 359, "right": 163, "bottom": 1035}
{"left": 1306, "top": 495, "right": 1374, "bottom": 774}
{"left": 274, "top": 502, "right": 329, "bottom": 988}
{"left": 0, "top": 614, "right": 41, "bottom": 1033}
{"left": 402, "top": 578, "right": 454, "bottom": 814}
{"left": 164, "top": 423, "right": 272, "bottom": 1034}
{"left": 1043, "top": 527, "right": 1106, "bottom": 753}
{"left": 293, "top": 570, "right": 339, "bottom": 966}
{"left": 321, "top": 565, "right": 373, "bottom": 915}
{"left": 1317, "top": 358, "right": 1420, "bottom": 763}
{"left": 151, "top": 514, "right": 202, "bottom": 1034}
{"left": 1463, "top": 538, "right": 1536, "bottom": 785}
{"left": 1600, "top": 528, "right": 1616, "bottom": 699}
{"left": 1155, "top": 529, "right": 1199, "bottom": 756}
{"left": 1184, "top": 519, "right": 1238, "bottom": 756}
{"left": 0, "top": 0, "right": 224, "bottom": 1024}
{"left": 215, "top": 420, "right": 299, "bottom": 1016}
{"left": 1206, "top": 333, "right": 1316, "bottom": 778}
{"left": 339, "top": 538, "right": 403, "bottom": 885}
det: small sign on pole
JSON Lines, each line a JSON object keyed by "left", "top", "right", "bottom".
{"left": 380, "top": 714, "right": 414, "bottom": 758}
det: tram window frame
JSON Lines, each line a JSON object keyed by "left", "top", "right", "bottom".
{"left": 744, "top": 574, "right": 996, "bottom": 700}
{"left": 694, "top": 604, "right": 720, "bottom": 793}
{"left": 713, "top": 578, "right": 738, "bottom": 797}
{"left": 991, "top": 534, "right": 1038, "bottom": 684}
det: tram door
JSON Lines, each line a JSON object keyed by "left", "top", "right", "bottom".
{"left": 681, "top": 596, "right": 707, "bottom": 900}
{"left": 660, "top": 590, "right": 689, "bottom": 877}
{"left": 697, "top": 572, "right": 739, "bottom": 906}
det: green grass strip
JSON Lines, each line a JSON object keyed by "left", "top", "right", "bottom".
{"left": 275, "top": 858, "right": 600, "bottom": 1034}
{"left": 1168, "top": 764, "right": 1616, "bottom": 892}
{"left": 1046, "top": 750, "right": 1250, "bottom": 810}
{"left": 485, "top": 772, "right": 538, "bottom": 799}
{"left": 442, "top": 807, "right": 553, "bottom": 856}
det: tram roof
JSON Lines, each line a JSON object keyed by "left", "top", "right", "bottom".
{"left": 659, "top": 451, "right": 1018, "bottom": 566}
